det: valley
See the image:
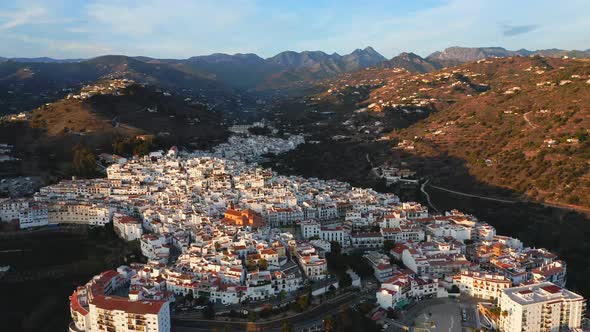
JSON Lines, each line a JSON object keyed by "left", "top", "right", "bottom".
{"left": 1, "top": 45, "right": 589, "bottom": 332}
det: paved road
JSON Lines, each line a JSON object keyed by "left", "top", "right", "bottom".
{"left": 427, "top": 184, "right": 518, "bottom": 204}
{"left": 173, "top": 292, "right": 363, "bottom": 332}
{"left": 420, "top": 180, "right": 438, "bottom": 212}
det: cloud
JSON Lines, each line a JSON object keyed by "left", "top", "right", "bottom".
{"left": 3, "top": 32, "right": 112, "bottom": 57}
{"left": 85, "top": 0, "right": 255, "bottom": 38}
{"left": 0, "top": 6, "right": 47, "bottom": 30}
{"left": 502, "top": 24, "right": 539, "bottom": 37}
{"left": 1, "top": 0, "right": 589, "bottom": 58}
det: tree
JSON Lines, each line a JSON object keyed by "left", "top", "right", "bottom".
{"left": 330, "top": 241, "right": 342, "bottom": 255}
{"left": 281, "top": 321, "right": 293, "bottom": 332}
{"left": 324, "top": 314, "right": 335, "bottom": 332}
{"left": 196, "top": 296, "right": 208, "bottom": 305}
{"left": 258, "top": 258, "right": 268, "bottom": 270}
{"left": 247, "top": 311, "right": 258, "bottom": 322}
{"left": 112, "top": 136, "right": 154, "bottom": 157}
{"left": 449, "top": 285, "right": 460, "bottom": 294}
{"left": 383, "top": 240, "right": 395, "bottom": 251}
{"left": 72, "top": 144, "right": 97, "bottom": 178}
{"left": 203, "top": 303, "right": 215, "bottom": 319}
{"left": 246, "top": 259, "right": 257, "bottom": 271}
{"left": 296, "top": 295, "right": 309, "bottom": 311}
{"left": 338, "top": 271, "right": 352, "bottom": 288}
{"left": 489, "top": 306, "right": 501, "bottom": 317}
{"left": 132, "top": 140, "right": 151, "bottom": 157}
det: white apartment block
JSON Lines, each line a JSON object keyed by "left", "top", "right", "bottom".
{"left": 499, "top": 282, "right": 585, "bottom": 332}
{"left": 294, "top": 243, "right": 327, "bottom": 280}
{"left": 87, "top": 297, "right": 170, "bottom": 332}
{"left": 70, "top": 269, "right": 171, "bottom": 332}
{"left": 113, "top": 213, "right": 143, "bottom": 241}
{"left": 300, "top": 220, "right": 320, "bottom": 239}
{"left": 377, "top": 273, "right": 438, "bottom": 310}
{"left": 141, "top": 234, "right": 171, "bottom": 261}
{"left": 320, "top": 225, "right": 346, "bottom": 247}
{"left": 364, "top": 251, "right": 395, "bottom": 282}
{"left": 48, "top": 203, "right": 112, "bottom": 226}
{"left": 453, "top": 271, "right": 511, "bottom": 301}
{"left": 0, "top": 198, "right": 29, "bottom": 222}
{"left": 532, "top": 261, "right": 567, "bottom": 288}
{"left": 350, "top": 232, "right": 383, "bottom": 248}
{"left": 19, "top": 204, "right": 48, "bottom": 229}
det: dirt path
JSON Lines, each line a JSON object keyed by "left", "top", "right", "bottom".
{"left": 523, "top": 111, "right": 537, "bottom": 129}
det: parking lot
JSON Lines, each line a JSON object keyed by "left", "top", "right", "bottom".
{"left": 459, "top": 303, "right": 480, "bottom": 329}
{"left": 412, "top": 301, "right": 462, "bottom": 332}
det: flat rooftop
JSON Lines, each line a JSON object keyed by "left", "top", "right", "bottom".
{"left": 502, "top": 282, "right": 584, "bottom": 305}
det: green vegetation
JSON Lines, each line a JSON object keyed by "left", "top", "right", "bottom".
{"left": 258, "top": 258, "right": 268, "bottom": 270}
{"left": 281, "top": 321, "right": 294, "bottom": 332}
{"left": 383, "top": 240, "right": 395, "bottom": 251}
{"left": 202, "top": 303, "right": 215, "bottom": 319}
{"left": 326, "top": 242, "right": 373, "bottom": 287}
{"left": 112, "top": 136, "right": 155, "bottom": 157}
{"left": 0, "top": 224, "right": 142, "bottom": 332}
{"left": 72, "top": 144, "right": 98, "bottom": 178}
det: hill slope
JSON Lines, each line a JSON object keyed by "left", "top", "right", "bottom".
{"left": 387, "top": 56, "right": 590, "bottom": 208}
{"left": 0, "top": 55, "right": 234, "bottom": 115}
{"left": 0, "top": 80, "right": 228, "bottom": 180}
{"left": 426, "top": 46, "right": 590, "bottom": 67}
{"left": 271, "top": 56, "right": 590, "bottom": 209}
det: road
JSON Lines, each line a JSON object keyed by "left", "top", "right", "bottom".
{"left": 425, "top": 180, "right": 590, "bottom": 214}
{"left": 426, "top": 184, "right": 518, "bottom": 204}
{"left": 173, "top": 292, "right": 364, "bottom": 332}
{"left": 420, "top": 180, "right": 438, "bottom": 212}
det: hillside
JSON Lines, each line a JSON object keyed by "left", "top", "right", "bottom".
{"left": 0, "top": 55, "right": 241, "bottom": 116}
{"left": 386, "top": 57, "right": 590, "bottom": 208}
{"left": 0, "top": 80, "right": 228, "bottom": 181}
{"left": 270, "top": 56, "right": 590, "bottom": 209}
{"left": 426, "top": 46, "right": 590, "bottom": 67}
{"left": 3, "top": 46, "right": 590, "bottom": 116}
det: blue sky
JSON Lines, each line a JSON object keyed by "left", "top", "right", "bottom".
{"left": 0, "top": 0, "right": 588, "bottom": 59}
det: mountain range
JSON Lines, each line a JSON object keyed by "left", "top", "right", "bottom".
{"left": 270, "top": 54, "right": 590, "bottom": 209}
{"left": 2, "top": 45, "right": 588, "bottom": 116}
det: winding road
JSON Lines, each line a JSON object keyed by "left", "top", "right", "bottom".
{"left": 173, "top": 292, "right": 362, "bottom": 332}
{"left": 426, "top": 183, "right": 518, "bottom": 204}
{"left": 420, "top": 180, "right": 438, "bottom": 212}
{"left": 523, "top": 111, "right": 537, "bottom": 129}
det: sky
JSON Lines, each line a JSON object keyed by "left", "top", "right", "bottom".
{"left": 0, "top": 0, "right": 589, "bottom": 59}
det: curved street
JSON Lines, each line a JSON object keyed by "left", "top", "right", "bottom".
{"left": 173, "top": 291, "right": 368, "bottom": 331}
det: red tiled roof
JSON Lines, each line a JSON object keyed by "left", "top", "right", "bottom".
{"left": 541, "top": 285, "right": 562, "bottom": 294}
{"left": 70, "top": 290, "right": 89, "bottom": 316}
{"left": 91, "top": 295, "right": 166, "bottom": 315}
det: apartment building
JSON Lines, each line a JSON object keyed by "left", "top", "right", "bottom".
{"left": 453, "top": 271, "right": 511, "bottom": 301}
{"left": 498, "top": 282, "right": 585, "bottom": 332}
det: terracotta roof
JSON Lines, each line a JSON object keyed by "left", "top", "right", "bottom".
{"left": 91, "top": 295, "right": 166, "bottom": 315}
{"left": 541, "top": 285, "right": 562, "bottom": 294}
{"left": 70, "top": 290, "right": 89, "bottom": 316}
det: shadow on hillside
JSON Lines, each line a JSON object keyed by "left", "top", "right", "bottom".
{"left": 83, "top": 84, "right": 229, "bottom": 148}
{"left": 265, "top": 139, "right": 590, "bottom": 299}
